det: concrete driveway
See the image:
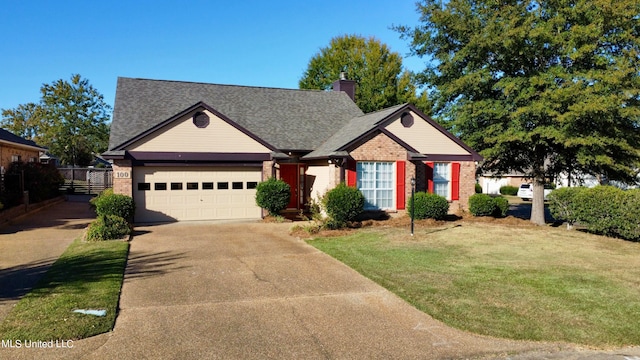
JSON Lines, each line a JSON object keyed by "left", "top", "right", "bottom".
{"left": 4, "top": 220, "right": 638, "bottom": 359}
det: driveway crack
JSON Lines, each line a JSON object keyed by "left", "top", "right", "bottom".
{"left": 235, "top": 256, "right": 271, "bottom": 284}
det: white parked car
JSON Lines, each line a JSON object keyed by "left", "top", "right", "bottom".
{"left": 517, "top": 183, "right": 553, "bottom": 201}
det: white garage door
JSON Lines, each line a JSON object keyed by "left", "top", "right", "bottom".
{"left": 133, "top": 167, "right": 262, "bottom": 222}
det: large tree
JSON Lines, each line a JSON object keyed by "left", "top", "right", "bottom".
{"left": 1, "top": 74, "right": 111, "bottom": 166}
{"left": 299, "top": 34, "right": 431, "bottom": 114}
{"left": 396, "top": 0, "right": 640, "bottom": 225}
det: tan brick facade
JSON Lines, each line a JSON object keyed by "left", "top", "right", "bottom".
{"left": 349, "top": 133, "right": 415, "bottom": 210}
{"left": 112, "top": 160, "right": 133, "bottom": 197}
{"left": 346, "top": 131, "right": 477, "bottom": 212}
{"left": 451, "top": 160, "right": 476, "bottom": 213}
{"left": 0, "top": 144, "right": 40, "bottom": 170}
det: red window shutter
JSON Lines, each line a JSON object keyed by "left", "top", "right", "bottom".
{"left": 346, "top": 159, "right": 357, "bottom": 187}
{"left": 425, "top": 162, "right": 434, "bottom": 193}
{"left": 451, "top": 162, "right": 460, "bottom": 201}
{"left": 396, "top": 161, "right": 406, "bottom": 210}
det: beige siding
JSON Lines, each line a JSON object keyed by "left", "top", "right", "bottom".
{"left": 385, "top": 111, "right": 470, "bottom": 155}
{"left": 306, "top": 164, "right": 333, "bottom": 202}
{"left": 126, "top": 110, "right": 270, "bottom": 153}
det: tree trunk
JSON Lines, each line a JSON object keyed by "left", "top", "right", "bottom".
{"left": 530, "top": 181, "right": 546, "bottom": 225}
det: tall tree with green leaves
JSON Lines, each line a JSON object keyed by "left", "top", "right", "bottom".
{"left": 299, "top": 34, "right": 431, "bottom": 114}
{"left": 396, "top": 0, "right": 640, "bottom": 225}
{"left": 1, "top": 74, "right": 111, "bottom": 166}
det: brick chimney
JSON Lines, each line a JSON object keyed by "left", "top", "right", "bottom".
{"left": 332, "top": 71, "right": 356, "bottom": 102}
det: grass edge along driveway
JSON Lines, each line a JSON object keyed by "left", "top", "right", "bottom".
{"left": 306, "top": 222, "right": 640, "bottom": 348}
{"left": 0, "top": 239, "right": 129, "bottom": 341}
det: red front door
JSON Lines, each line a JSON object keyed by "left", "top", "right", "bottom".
{"left": 280, "top": 164, "right": 299, "bottom": 209}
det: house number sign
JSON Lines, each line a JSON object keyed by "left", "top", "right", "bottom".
{"left": 114, "top": 171, "right": 131, "bottom": 179}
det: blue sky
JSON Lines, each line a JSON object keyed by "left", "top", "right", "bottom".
{"left": 0, "top": 1, "right": 426, "bottom": 115}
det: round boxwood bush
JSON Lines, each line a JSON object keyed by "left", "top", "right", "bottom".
{"left": 93, "top": 192, "right": 135, "bottom": 221}
{"left": 86, "top": 215, "right": 131, "bottom": 241}
{"left": 408, "top": 192, "right": 449, "bottom": 220}
{"left": 323, "top": 183, "right": 365, "bottom": 224}
{"left": 469, "top": 194, "right": 496, "bottom": 216}
{"left": 255, "top": 178, "right": 291, "bottom": 216}
{"left": 492, "top": 196, "right": 509, "bottom": 217}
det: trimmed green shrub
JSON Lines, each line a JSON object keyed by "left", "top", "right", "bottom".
{"left": 499, "top": 185, "right": 519, "bottom": 196}
{"left": 493, "top": 196, "right": 509, "bottom": 217}
{"left": 408, "top": 192, "right": 449, "bottom": 220}
{"left": 547, "top": 187, "right": 586, "bottom": 229}
{"left": 323, "top": 183, "right": 365, "bottom": 224}
{"left": 475, "top": 183, "right": 482, "bottom": 194}
{"left": 469, "top": 194, "right": 496, "bottom": 217}
{"left": 86, "top": 215, "right": 131, "bottom": 241}
{"left": 618, "top": 189, "right": 640, "bottom": 241}
{"left": 90, "top": 188, "right": 113, "bottom": 210}
{"left": 93, "top": 192, "right": 135, "bottom": 221}
{"left": 255, "top": 178, "right": 291, "bottom": 216}
{"left": 574, "top": 186, "right": 623, "bottom": 238}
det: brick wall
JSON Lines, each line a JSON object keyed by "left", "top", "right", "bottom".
{"left": 112, "top": 160, "right": 132, "bottom": 196}
{"left": 349, "top": 132, "right": 414, "bottom": 210}
{"left": 347, "top": 131, "right": 477, "bottom": 213}
{"left": 451, "top": 160, "right": 476, "bottom": 213}
{"left": 0, "top": 144, "right": 40, "bottom": 170}
{"left": 262, "top": 160, "right": 274, "bottom": 181}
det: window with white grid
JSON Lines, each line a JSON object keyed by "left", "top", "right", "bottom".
{"left": 433, "top": 163, "right": 450, "bottom": 199}
{"left": 357, "top": 162, "right": 394, "bottom": 210}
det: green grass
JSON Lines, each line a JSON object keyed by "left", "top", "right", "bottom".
{"left": 307, "top": 223, "right": 640, "bottom": 347}
{"left": 0, "top": 239, "right": 129, "bottom": 341}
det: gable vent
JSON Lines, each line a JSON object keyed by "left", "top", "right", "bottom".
{"left": 401, "top": 112, "right": 414, "bottom": 128}
{"left": 193, "top": 111, "right": 210, "bottom": 128}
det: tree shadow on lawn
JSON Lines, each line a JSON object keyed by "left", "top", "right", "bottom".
{"left": 0, "top": 247, "right": 188, "bottom": 302}
{"left": 0, "top": 258, "right": 58, "bottom": 301}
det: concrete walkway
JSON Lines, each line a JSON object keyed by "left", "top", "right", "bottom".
{"left": 2, "top": 217, "right": 639, "bottom": 359}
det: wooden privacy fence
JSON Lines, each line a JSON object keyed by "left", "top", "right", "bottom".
{"left": 59, "top": 167, "right": 113, "bottom": 195}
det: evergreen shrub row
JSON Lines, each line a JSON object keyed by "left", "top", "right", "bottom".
{"left": 548, "top": 186, "right": 640, "bottom": 241}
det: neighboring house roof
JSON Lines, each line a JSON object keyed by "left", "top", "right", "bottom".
{"left": 109, "top": 77, "right": 364, "bottom": 152}
{"left": 0, "top": 128, "right": 45, "bottom": 151}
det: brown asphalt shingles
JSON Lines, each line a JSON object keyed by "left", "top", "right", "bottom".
{"left": 2, "top": 209, "right": 639, "bottom": 359}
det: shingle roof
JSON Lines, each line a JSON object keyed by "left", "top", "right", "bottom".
{"left": 109, "top": 77, "right": 364, "bottom": 151}
{"left": 303, "top": 103, "right": 407, "bottom": 159}
{"left": 0, "top": 128, "right": 45, "bottom": 150}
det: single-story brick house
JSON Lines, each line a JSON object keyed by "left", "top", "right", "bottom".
{"left": 0, "top": 128, "right": 46, "bottom": 173}
{"left": 104, "top": 77, "right": 483, "bottom": 223}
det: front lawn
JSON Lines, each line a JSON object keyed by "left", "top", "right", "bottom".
{"left": 0, "top": 239, "right": 129, "bottom": 341}
{"left": 307, "top": 222, "right": 640, "bottom": 347}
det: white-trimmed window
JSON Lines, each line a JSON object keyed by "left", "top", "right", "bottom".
{"left": 357, "top": 162, "right": 394, "bottom": 210}
{"left": 11, "top": 155, "right": 21, "bottom": 163}
{"left": 433, "top": 163, "right": 450, "bottom": 199}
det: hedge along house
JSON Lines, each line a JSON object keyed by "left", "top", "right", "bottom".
{"left": 103, "top": 77, "right": 482, "bottom": 223}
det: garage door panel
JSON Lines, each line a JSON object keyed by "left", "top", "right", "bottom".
{"left": 133, "top": 167, "right": 261, "bottom": 222}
